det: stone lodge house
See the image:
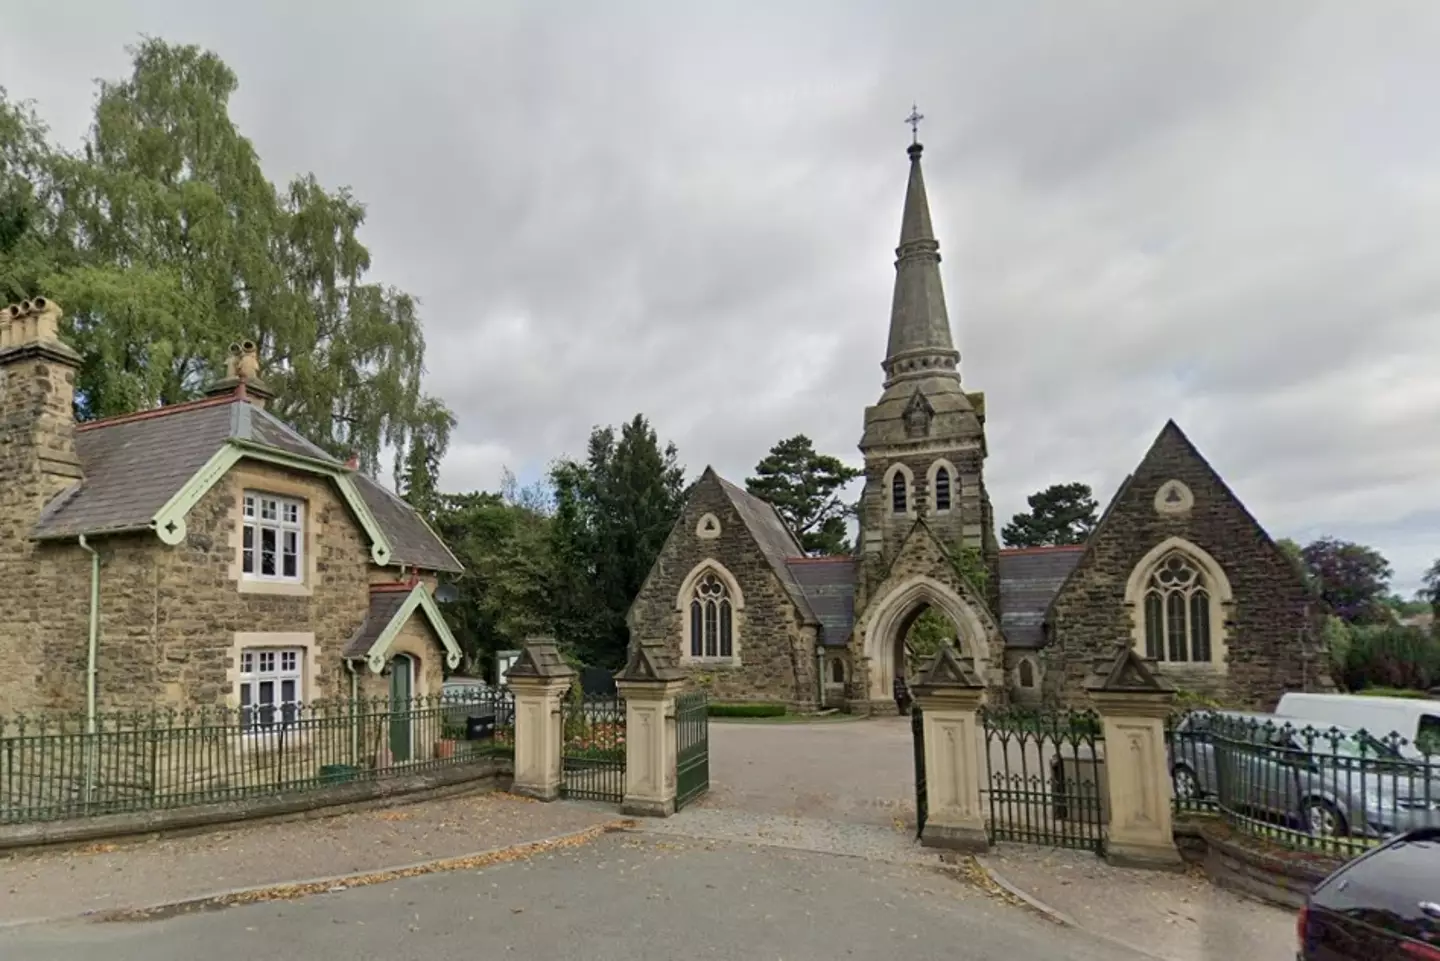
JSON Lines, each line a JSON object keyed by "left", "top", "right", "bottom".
{"left": 627, "top": 138, "right": 1327, "bottom": 714}
{"left": 0, "top": 298, "right": 464, "bottom": 722}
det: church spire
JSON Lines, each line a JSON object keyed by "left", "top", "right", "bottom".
{"left": 882, "top": 114, "right": 959, "bottom": 388}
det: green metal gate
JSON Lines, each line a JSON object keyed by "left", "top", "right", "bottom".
{"left": 912, "top": 702, "right": 927, "bottom": 838}
{"left": 675, "top": 691, "right": 709, "bottom": 810}
{"left": 560, "top": 690, "right": 625, "bottom": 804}
{"left": 981, "top": 706, "right": 1106, "bottom": 853}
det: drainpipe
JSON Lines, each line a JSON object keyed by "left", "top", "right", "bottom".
{"left": 78, "top": 535, "right": 100, "bottom": 733}
{"left": 78, "top": 535, "right": 100, "bottom": 810}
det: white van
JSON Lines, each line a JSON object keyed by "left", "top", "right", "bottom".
{"left": 1274, "top": 692, "right": 1440, "bottom": 757}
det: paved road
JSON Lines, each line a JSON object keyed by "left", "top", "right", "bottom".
{"left": 0, "top": 831, "right": 1151, "bottom": 961}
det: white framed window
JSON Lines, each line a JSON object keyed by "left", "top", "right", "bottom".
{"left": 242, "top": 491, "right": 304, "bottom": 582}
{"left": 238, "top": 647, "right": 304, "bottom": 731}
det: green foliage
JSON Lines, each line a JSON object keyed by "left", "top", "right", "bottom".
{"left": 547, "top": 415, "right": 687, "bottom": 669}
{"left": 1172, "top": 688, "right": 1226, "bottom": 712}
{"left": 1275, "top": 538, "right": 1321, "bottom": 597}
{"left": 708, "top": 702, "right": 787, "bottom": 718}
{"left": 1001, "top": 482, "right": 1098, "bottom": 548}
{"left": 1333, "top": 622, "right": 1440, "bottom": 693}
{"left": 1300, "top": 537, "right": 1393, "bottom": 625}
{"left": 0, "top": 39, "right": 450, "bottom": 476}
{"left": 1358, "top": 687, "right": 1436, "bottom": 699}
{"left": 905, "top": 609, "right": 955, "bottom": 664}
{"left": 429, "top": 473, "right": 553, "bottom": 677}
{"left": 1422, "top": 557, "right": 1440, "bottom": 622}
{"left": 745, "top": 435, "right": 861, "bottom": 555}
{"left": 950, "top": 543, "right": 990, "bottom": 595}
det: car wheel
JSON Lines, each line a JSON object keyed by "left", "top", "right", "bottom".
{"left": 1304, "top": 800, "right": 1347, "bottom": 838}
{"left": 1172, "top": 765, "right": 1200, "bottom": 800}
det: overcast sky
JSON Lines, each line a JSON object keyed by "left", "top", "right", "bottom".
{"left": 4, "top": 1, "right": 1437, "bottom": 594}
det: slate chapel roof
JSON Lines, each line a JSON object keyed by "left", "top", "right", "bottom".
{"left": 998, "top": 546, "right": 1085, "bottom": 650}
{"left": 32, "top": 395, "right": 462, "bottom": 573}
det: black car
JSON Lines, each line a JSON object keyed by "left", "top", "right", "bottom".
{"left": 1299, "top": 827, "right": 1440, "bottom": 960}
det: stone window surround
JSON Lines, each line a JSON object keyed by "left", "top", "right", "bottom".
{"left": 226, "top": 467, "right": 326, "bottom": 597}
{"left": 826, "top": 654, "right": 847, "bottom": 685}
{"left": 241, "top": 490, "right": 304, "bottom": 584}
{"left": 225, "top": 631, "right": 321, "bottom": 748}
{"left": 926, "top": 458, "right": 958, "bottom": 515}
{"left": 675, "top": 559, "right": 744, "bottom": 667}
{"left": 883, "top": 462, "right": 916, "bottom": 518}
{"left": 1123, "top": 536, "right": 1232, "bottom": 672}
{"left": 1016, "top": 655, "right": 1038, "bottom": 688}
{"left": 695, "top": 512, "right": 722, "bottom": 540}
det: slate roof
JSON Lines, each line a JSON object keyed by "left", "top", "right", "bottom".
{"left": 786, "top": 557, "right": 858, "bottom": 646}
{"left": 713, "top": 475, "right": 819, "bottom": 626}
{"left": 32, "top": 396, "right": 462, "bottom": 573}
{"left": 352, "top": 473, "right": 463, "bottom": 573}
{"left": 342, "top": 586, "right": 411, "bottom": 659}
{"left": 998, "top": 546, "right": 1085, "bottom": 649}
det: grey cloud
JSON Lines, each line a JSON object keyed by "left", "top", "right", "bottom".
{"left": 4, "top": 0, "right": 1437, "bottom": 592}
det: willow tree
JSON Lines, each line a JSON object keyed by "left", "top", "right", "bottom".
{"left": 5, "top": 39, "right": 450, "bottom": 474}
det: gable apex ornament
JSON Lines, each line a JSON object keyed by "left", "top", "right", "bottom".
{"left": 913, "top": 641, "right": 983, "bottom": 691}
{"left": 506, "top": 636, "right": 576, "bottom": 681}
{"left": 902, "top": 388, "right": 935, "bottom": 438}
{"left": 1153, "top": 479, "right": 1194, "bottom": 516}
{"left": 1086, "top": 646, "right": 1174, "bottom": 694}
{"left": 617, "top": 641, "right": 684, "bottom": 683}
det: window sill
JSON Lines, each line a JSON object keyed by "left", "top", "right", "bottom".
{"left": 231, "top": 728, "right": 313, "bottom": 752}
{"left": 238, "top": 578, "right": 313, "bottom": 597}
{"left": 682, "top": 657, "right": 742, "bottom": 669}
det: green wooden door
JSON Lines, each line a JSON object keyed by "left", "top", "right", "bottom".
{"left": 389, "top": 655, "right": 413, "bottom": 762}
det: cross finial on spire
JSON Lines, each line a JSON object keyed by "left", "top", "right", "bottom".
{"left": 905, "top": 103, "right": 924, "bottom": 145}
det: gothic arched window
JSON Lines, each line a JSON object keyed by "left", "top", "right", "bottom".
{"left": 1142, "top": 552, "right": 1213, "bottom": 663}
{"left": 934, "top": 467, "right": 952, "bottom": 513}
{"left": 688, "top": 571, "right": 734, "bottom": 659}
{"left": 830, "top": 658, "right": 845, "bottom": 684}
{"left": 892, "top": 472, "right": 908, "bottom": 514}
{"left": 1018, "top": 658, "right": 1035, "bottom": 688}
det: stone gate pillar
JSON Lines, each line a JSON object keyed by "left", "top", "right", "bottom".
{"left": 1087, "top": 648, "right": 1182, "bottom": 869}
{"left": 614, "top": 642, "right": 685, "bottom": 818}
{"left": 912, "top": 642, "right": 989, "bottom": 852}
{"left": 506, "top": 636, "right": 575, "bottom": 802}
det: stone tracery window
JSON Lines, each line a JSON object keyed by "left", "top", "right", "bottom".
{"left": 1142, "top": 552, "right": 1213, "bottom": 663}
{"left": 688, "top": 571, "right": 734, "bottom": 659}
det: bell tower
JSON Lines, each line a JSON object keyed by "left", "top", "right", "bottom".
{"left": 855, "top": 117, "right": 998, "bottom": 607}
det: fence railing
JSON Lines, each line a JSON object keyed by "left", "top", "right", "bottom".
{"left": 0, "top": 690, "right": 515, "bottom": 825}
{"left": 1167, "top": 710, "right": 1440, "bottom": 858}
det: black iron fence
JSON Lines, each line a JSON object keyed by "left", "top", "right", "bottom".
{"left": 980, "top": 706, "right": 1106, "bottom": 853}
{"left": 559, "top": 689, "right": 626, "bottom": 804}
{"left": 1, "top": 691, "right": 515, "bottom": 825}
{"left": 1167, "top": 710, "right": 1440, "bottom": 858}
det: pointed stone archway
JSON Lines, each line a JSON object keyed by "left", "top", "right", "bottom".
{"left": 856, "top": 574, "right": 994, "bottom": 710}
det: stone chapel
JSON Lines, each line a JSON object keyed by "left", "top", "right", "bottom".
{"left": 626, "top": 135, "right": 1327, "bottom": 714}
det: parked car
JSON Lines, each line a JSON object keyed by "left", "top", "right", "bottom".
{"left": 1298, "top": 827, "right": 1440, "bottom": 960}
{"left": 1277, "top": 693, "right": 1440, "bottom": 759}
{"left": 1169, "top": 710, "right": 1440, "bottom": 838}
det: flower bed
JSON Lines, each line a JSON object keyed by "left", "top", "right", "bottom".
{"left": 564, "top": 721, "right": 625, "bottom": 761}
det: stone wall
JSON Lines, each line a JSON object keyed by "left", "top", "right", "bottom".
{"left": 1044, "top": 424, "right": 1326, "bottom": 710}
{"left": 5, "top": 457, "right": 375, "bottom": 715}
{"left": 627, "top": 473, "right": 815, "bottom": 710}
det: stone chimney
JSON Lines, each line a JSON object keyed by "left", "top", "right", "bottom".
{"left": 204, "top": 339, "right": 275, "bottom": 410}
{"left": 0, "top": 298, "right": 84, "bottom": 503}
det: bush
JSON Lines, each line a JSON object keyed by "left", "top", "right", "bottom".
{"left": 1339, "top": 624, "right": 1440, "bottom": 692}
{"left": 708, "top": 702, "right": 787, "bottom": 718}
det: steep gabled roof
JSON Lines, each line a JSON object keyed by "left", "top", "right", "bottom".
{"left": 712, "top": 472, "right": 818, "bottom": 626}
{"left": 32, "top": 396, "right": 461, "bottom": 573}
{"left": 343, "top": 581, "right": 463, "bottom": 671}
{"left": 998, "top": 546, "right": 1085, "bottom": 649}
{"left": 786, "top": 556, "right": 858, "bottom": 646}
{"left": 1041, "top": 419, "right": 1291, "bottom": 625}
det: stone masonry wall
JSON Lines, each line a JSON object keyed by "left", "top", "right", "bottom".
{"left": 9, "top": 458, "right": 377, "bottom": 716}
{"left": 628, "top": 473, "right": 815, "bottom": 710}
{"left": 0, "top": 351, "right": 85, "bottom": 715}
{"left": 1044, "top": 426, "right": 1326, "bottom": 710}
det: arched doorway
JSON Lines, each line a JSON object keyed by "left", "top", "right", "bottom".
{"left": 859, "top": 575, "right": 992, "bottom": 707}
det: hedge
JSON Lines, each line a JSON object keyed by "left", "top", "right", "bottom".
{"left": 708, "top": 702, "right": 787, "bottom": 718}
